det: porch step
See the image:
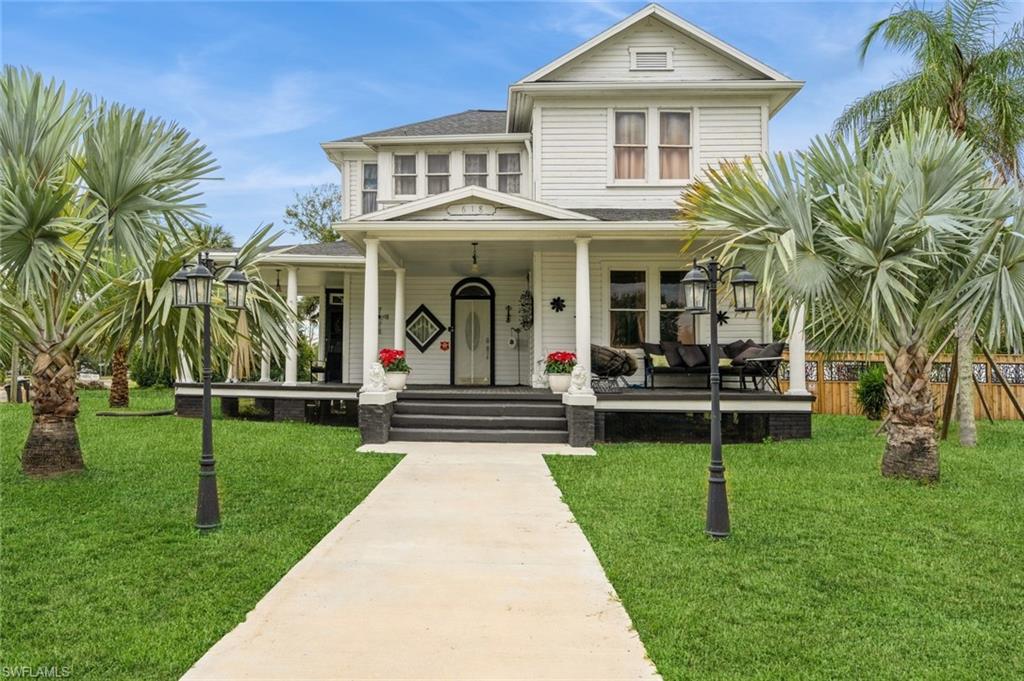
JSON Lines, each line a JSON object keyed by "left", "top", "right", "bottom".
{"left": 395, "top": 400, "right": 565, "bottom": 417}
{"left": 388, "top": 427, "right": 569, "bottom": 444}
{"left": 391, "top": 413, "right": 567, "bottom": 431}
{"left": 389, "top": 391, "right": 569, "bottom": 443}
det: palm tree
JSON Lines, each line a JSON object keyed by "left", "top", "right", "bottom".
{"left": 184, "top": 222, "right": 234, "bottom": 249}
{"left": 680, "top": 115, "right": 1024, "bottom": 482}
{"left": 0, "top": 67, "right": 217, "bottom": 475}
{"left": 834, "top": 0, "right": 1024, "bottom": 445}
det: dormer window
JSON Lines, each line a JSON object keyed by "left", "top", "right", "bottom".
{"left": 629, "top": 47, "right": 673, "bottom": 71}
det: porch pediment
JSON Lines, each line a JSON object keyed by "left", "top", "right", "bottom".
{"left": 349, "top": 186, "right": 598, "bottom": 223}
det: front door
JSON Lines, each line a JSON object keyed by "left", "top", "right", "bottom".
{"left": 450, "top": 278, "right": 494, "bottom": 385}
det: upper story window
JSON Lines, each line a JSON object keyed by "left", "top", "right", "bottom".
{"left": 614, "top": 111, "right": 646, "bottom": 180}
{"left": 497, "top": 153, "right": 521, "bottom": 193}
{"left": 629, "top": 47, "right": 673, "bottom": 71}
{"left": 464, "top": 153, "right": 488, "bottom": 187}
{"left": 394, "top": 154, "right": 417, "bottom": 195}
{"left": 427, "top": 153, "right": 450, "bottom": 195}
{"left": 361, "top": 163, "right": 378, "bottom": 214}
{"left": 659, "top": 112, "right": 691, "bottom": 180}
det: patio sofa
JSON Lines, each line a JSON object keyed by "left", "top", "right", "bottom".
{"left": 641, "top": 340, "right": 786, "bottom": 391}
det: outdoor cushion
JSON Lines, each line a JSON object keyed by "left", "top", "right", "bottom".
{"left": 755, "top": 342, "right": 786, "bottom": 359}
{"left": 679, "top": 345, "right": 706, "bottom": 368}
{"left": 651, "top": 354, "right": 670, "bottom": 368}
{"left": 659, "top": 341, "right": 685, "bottom": 367}
{"left": 723, "top": 339, "right": 751, "bottom": 358}
{"left": 642, "top": 342, "right": 663, "bottom": 359}
{"left": 731, "top": 345, "right": 764, "bottom": 366}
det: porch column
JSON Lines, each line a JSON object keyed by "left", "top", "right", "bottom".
{"left": 787, "top": 303, "right": 810, "bottom": 395}
{"left": 393, "top": 267, "right": 406, "bottom": 351}
{"left": 284, "top": 266, "right": 299, "bottom": 385}
{"left": 259, "top": 348, "right": 271, "bottom": 382}
{"left": 573, "top": 237, "right": 593, "bottom": 390}
{"left": 362, "top": 238, "right": 380, "bottom": 385}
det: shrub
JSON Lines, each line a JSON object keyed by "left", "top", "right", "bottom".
{"left": 855, "top": 364, "right": 887, "bottom": 420}
{"left": 129, "top": 353, "right": 174, "bottom": 388}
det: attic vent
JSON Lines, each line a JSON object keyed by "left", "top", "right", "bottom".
{"left": 630, "top": 47, "right": 673, "bottom": 71}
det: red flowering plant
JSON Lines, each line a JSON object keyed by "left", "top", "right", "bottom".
{"left": 544, "top": 351, "right": 577, "bottom": 374}
{"left": 378, "top": 348, "right": 411, "bottom": 373}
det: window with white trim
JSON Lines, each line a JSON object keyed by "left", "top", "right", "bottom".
{"left": 614, "top": 111, "right": 646, "bottom": 180}
{"left": 497, "top": 153, "right": 521, "bottom": 193}
{"left": 464, "top": 153, "right": 487, "bottom": 187}
{"left": 394, "top": 154, "right": 417, "bottom": 195}
{"left": 361, "top": 163, "right": 378, "bottom": 214}
{"left": 426, "top": 153, "right": 450, "bottom": 195}
{"left": 609, "top": 270, "right": 647, "bottom": 348}
{"left": 659, "top": 112, "right": 691, "bottom": 180}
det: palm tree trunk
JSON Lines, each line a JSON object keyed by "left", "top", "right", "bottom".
{"left": 22, "top": 345, "right": 85, "bottom": 476}
{"left": 882, "top": 342, "right": 939, "bottom": 482}
{"left": 954, "top": 312, "right": 976, "bottom": 447}
{"left": 108, "top": 344, "right": 129, "bottom": 408}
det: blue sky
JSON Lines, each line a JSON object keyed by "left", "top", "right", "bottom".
{"left": 4, "top": 1, "right": 1021, "bottom": 242}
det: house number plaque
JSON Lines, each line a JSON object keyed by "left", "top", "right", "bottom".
{"left": 447, "top": 203, "right": 496, "bottom": 216}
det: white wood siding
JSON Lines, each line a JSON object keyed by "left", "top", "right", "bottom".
{"left": 544, "top": 16, "right": 758, "bottom": 82}
{"left": 698, "top": 106, "right": 764, "bottom": 172}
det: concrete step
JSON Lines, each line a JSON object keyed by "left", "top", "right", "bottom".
{"left": 394, "top": 400, "right": 565, "bottom": 417}
{"left": 388, "top": 427, "right": 569, "bottom": 443}
{"left": 391, "top": 413, "right": 567, "bottom": 431}
{"left": 398, "top": 390, "right": 561, "bottom": 403}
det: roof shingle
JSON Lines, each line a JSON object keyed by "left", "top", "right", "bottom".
{"left": 332, "top": 110, "right": 508, "bottom": 143}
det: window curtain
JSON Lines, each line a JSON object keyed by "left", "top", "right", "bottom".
{"left": 615, "top": 112, "right": 646, "bottom": 180}
{"left": 659, "top": 112, "right": 690, "bottom": 180}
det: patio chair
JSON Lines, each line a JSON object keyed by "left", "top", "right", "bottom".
{"left": 591, "top": 344, "right": 638, "bottom": 392}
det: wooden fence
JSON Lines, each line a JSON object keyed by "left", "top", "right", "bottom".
{"left": 778, "top": 351, "right": 1024, "bottom": 420}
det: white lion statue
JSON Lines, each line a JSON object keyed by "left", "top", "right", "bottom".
{"left": 568, "top": 364, "right": 591, "bottom": 394}
{"left": 360, "top": 362, "right": 387, "bottom": 393}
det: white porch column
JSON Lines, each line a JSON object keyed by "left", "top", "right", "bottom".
{"left": 393, "top": 268, "right": 406, "bottom": 351}
{"left": 362, "top": 238, "right": 380, "bottom": 385}
{"left": 573, "top": 237, "right": 593, "bottom": 391}
{"left": 284, "top": 266, "right": 299, "bottom": 385}
{"left": 787, "top": 303, "right": 810, "bottom": 395}
{"left": 259, "top": 348, "right": 271, "bottom": 382}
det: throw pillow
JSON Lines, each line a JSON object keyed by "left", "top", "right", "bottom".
{"left": 651, "top": 354, "right": 670, "bottom": 368}
{"left": 731, "top": 345, "right": 763, "bottom": 366}
{"left": 679, "top": 345, "right": 706, "bottom": 367}
{"left": 724, "top": 339, "right": 748, "bottom": 358}
{"left": 756, "top": 342, "right": 785, "bottom": 359}
{"left": 642, "top": 342, "right": 662, "bottom": 359}
{"left": 659, "top": 341, "right": 685, "bottom": 367}
{"left": 719, "top": 358, "right": 733, "bottom": 368}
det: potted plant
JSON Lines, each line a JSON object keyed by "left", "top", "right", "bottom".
{"left": 379, "top": 348, "right": 410, "bottom": 390}
{"left": 545, "top": 351, "right": 576, "bottom": 393}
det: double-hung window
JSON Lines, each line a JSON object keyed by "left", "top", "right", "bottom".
{"left": 659, "top": 270, "right": 696, "bottom": 343}
{"left": 394, "top": 154, "right": 417, "bottom": 195}
{"left": 361, "top": 163, "right": 378, "bottom": 214}
{"left": 426, "top": 154, "right": 450, "bottom": 195}
{"left": 659, "top": 112, "right": 691, "bottom": 180}
{"left": 497, "top": 153, "right": 521, "bottom": 193}
{"left": 609, "top": 270, "right": 647, "bottom": 348}
{"left": 464, "top": 153, "right": 488, "bottom": 187}
{"left": 614, "top": 111, "right": 646, "bottom": 180}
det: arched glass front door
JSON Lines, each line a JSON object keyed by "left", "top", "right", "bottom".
{"left": 450, "top": 278, "right": 494, "bottom": 385}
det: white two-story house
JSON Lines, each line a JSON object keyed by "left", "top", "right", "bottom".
{"left": 185, "top": 3, "right": 813, "bottom": 445}
{"left": 322, "top": 4, "right": 802, "bottom": 386}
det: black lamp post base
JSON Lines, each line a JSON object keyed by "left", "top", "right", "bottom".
{"left": 196, "top": 474, "right": 221, "bottom": 531}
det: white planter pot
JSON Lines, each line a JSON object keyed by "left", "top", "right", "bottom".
{"left": 385, "top": 372, "right": 408, "bottom": 391}
{"left": 547, "top": 373, "right": 572, "bottom": 394}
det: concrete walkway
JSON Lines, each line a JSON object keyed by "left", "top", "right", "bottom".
{"left": 182, "top": 443, "right": 659, "bottom": 680}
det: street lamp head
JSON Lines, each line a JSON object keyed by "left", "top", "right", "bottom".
{"left": 682, "top": 266, "right": 709, "bottom": 313}
{"left": 187, "top": 262, "right": 214, "bottom": 307}
{"left": 223, "top": 267, "right": 250, "bottom": 310}
{"left": 732, "top": 268, "right": 758, "bottom": 313}
{"left": 171, "top": 265, "right": 192, "bottom": 308}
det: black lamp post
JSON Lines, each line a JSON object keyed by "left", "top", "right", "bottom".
{"left": 171, "top": 252, "right": 249, "bottom": 531}
{"left": 683, "top": 257, "right": 758, "bottom": 539}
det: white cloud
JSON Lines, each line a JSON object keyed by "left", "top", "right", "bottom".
{"left": 206, "top": 165, "right": 338, "bottom": 195}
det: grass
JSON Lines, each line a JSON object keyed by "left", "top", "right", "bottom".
{"left": 546, "top": 416, "right": 1024, "bottom": 681}
{"left": 0, "top": 388, "right": 399, "bottom": 680}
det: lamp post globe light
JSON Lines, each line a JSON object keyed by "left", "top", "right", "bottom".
{"left": 171, "top": 252, "right": 250, "bottom": 531}
{"left": 683, "top": 258, "right": 758, "bottom": 539}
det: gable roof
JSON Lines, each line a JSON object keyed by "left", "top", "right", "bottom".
{"left": 331, "top": 110, "right": 508, "bottom": 143}
{"left": 516, "top": 3, "right": 792, "bottom": 84}
{"left": 348, "top": 185, "right": 598, "bottom": 223}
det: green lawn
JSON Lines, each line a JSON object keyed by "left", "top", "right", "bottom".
{"left": 0, "top": 388, "right": 399, "bottom": 680}
{"left": 546, "top": 416, "right": 1024, "bottom": 681}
